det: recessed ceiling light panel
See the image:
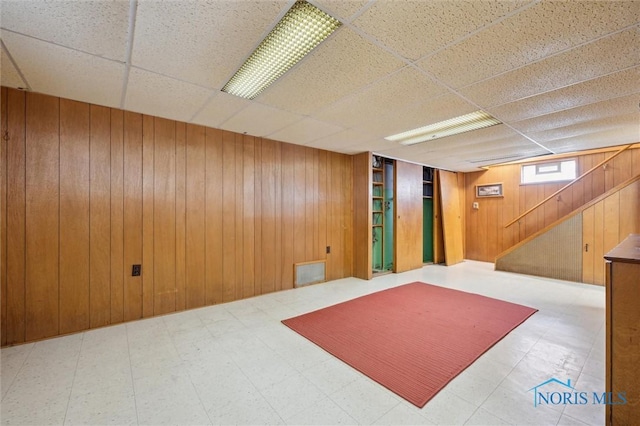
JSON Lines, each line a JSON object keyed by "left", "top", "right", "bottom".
{"left": 222, "top": 1, "right": 341, "bottom": 100}
{"left": 385, "top": 110, "right": 502, "bottom": 145}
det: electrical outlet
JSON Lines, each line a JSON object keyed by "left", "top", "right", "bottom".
{"left": 132, "top": 264, "right": 141, "bottom": 276}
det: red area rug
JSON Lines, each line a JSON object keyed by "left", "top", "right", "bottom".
{"left": 282, "top": 282, "right": 537, "bottom": 407}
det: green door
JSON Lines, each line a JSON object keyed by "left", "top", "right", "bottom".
{"left": 423, "top": 198, "right": 433, "bottom": 263}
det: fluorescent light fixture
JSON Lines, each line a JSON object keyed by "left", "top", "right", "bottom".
{"left": 222, "top": 1, "right": 341, "bottom": 100}
{"left": 385, "top": 110, "right": 502, "bottom": 145}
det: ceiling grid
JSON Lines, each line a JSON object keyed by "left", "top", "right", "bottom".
{"left": 1, "top": 0, "right": 638, "bottom": 171}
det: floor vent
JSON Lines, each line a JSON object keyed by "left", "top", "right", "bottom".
{"left": 294, "top": 260, "right": 326, "bottom": 287}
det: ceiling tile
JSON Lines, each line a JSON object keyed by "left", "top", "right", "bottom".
{"left": 353, "top": 92, "right": 479, "bottom": 138}
{"left": 191, "top": 92, "right": 250, "bottom": 129}
{"left": 529, "top": 113, "right": 639, "bottom": 144}
{"left": 421, "top": 145, "right": 548, "bottom": 169}
{"left": 1, "top": 0, "right": 129, "bottom": 61}
{"left": 219, "top": 103, "right": 302, "bottom": 137}
{"left": 124, "top": 67, "right": 212, "bottom": 122}
{"left": 488, "top": 66, "right": 640, "bottom": 123}
{"left": 257, "top": 27, "right": 405, "bottom": 115}
{"left": 1, "top": 30, "right": 123, "bottom": 108}
{"left": 511, "top": 94, "right": 640, "bottom": 134}
{"left": 2, "top": 0, "right": 637, "bottom": 172}
{"left": 132, "top": 0, "right": 287, "bottom": 88}
{"left": 420, "top": 1, "right": 640, "bottom": 88}
{"left": 269, "top": 117, "right": 344, "bottom": 145}
{"left": 313, "top": 0, "right": 369, "bottom": 21}
{"left": 426, "top": 160, "right": 477, "bottom": 172}
{"left": 305, "top": 128, "right": 379, "bottom": 152}
{"left": 314, "top": 66, "right": 447, "bottom": 128}
{"left": 377, "top": 123, "right": 552, "bottom": 169}
{"left": 1, "top": 47, "right": 26, "bottom": 88}
{"left": 461, "top": 27, "right": 640, "bottom": 108}
{"left": 352, "top": 0, "right": 529, "bottom": 61}
{"left": 545, "top": 127, "right": 640, "bottom": 153}
{"left": 347, "top": 137, "right": 397, "bottom": 154}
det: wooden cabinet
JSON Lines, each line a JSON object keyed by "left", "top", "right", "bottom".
{"left": 438, "top": 170, "right": 464, "bottom": 265}
{"left": 604, "top": 234, "right": 640, "bottom": 425}
{"left": 393, "top": 160, "right": 422, "bottom": 273}
{"left": 352, "top": 152, "right": 431, "bottom": 279}
{"left": 352, "top": 152, "right": 371, "bottom": 280}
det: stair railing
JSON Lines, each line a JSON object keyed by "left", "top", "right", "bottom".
{"left": 504, "top": 144, "right": 632, "bottom": 228}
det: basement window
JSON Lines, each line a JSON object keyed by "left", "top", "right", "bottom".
{"left": 521, "top": 159, "right": 577, "bottom": 184}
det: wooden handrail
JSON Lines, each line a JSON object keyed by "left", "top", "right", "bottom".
{"left": 496, "top": 173, "right": 640, "bottom": 261}
{"left": 504, "top": 144, "right": 633, "bottom": 228}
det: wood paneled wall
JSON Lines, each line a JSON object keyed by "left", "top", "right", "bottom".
{"left": 0, "top": 88, "right": 353, "bottom": 346}
{"left": 351, "top": 153, "right": 434, "bottom": 279}
{"left": 465, "top": 147, "right": 640, "bottom": 262}
{"left": 583, "top": 178, "right": 640, "bottom": 285}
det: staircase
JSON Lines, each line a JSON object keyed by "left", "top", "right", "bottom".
{"left": 495, "top": 174, "right": 640, "bottom": 285}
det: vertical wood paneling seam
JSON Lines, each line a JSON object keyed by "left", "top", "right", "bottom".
{"left": 173, "top": 122, "right": 176, "bottom": 311}
{"left": 57, "top": 96, "right": 61, "bottom": 335}
{"left": 202, "top": 131, "right": 206, "bottom": 303}
{"left": 256, "top": 137, "right": 261, "bottom": 294}
{"left": 88, "top": 105, "right": 91, "bottom": 324}
{"left": 121, "top": 113, "right": 125, "bottom": 314}
{"left": 278, "top": 143, "right": 283, "bottom": 286}
{"left": 1, "top": 89, "right": 6, "bottom": 346}
{"left": 151, "top": 118, "right": 155, "bottom": 315}
{"left": 151, "top": 118, "right": 153, "bottom": 315}
{"left": 22, "top": 94, "right": 26, "bottom": 341}
{"left": 252, "top": 137, "right": 256, "bottom": 294}
{"left": 175, "top": 123, "right": 179, "bottom": 311}
{"left": 108, "top": 110, "right": 112, "bottom": 324}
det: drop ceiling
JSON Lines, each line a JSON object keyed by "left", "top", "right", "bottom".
{"left": 1, "top": 0, "right": 638, "bottom": 171}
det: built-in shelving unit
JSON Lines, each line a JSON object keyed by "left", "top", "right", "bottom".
{"left": 372, "top": 155, "right": 393, "bottom": 274}
{"left": 353, "top": 151, "right": 440, "bottom": 280}
{"left": 372, "top": 158, "right": 384, "bottom": 272}
{"left": 423, "top": 166, "right": 434, "bottom": 263}
{"left": 423, "top": 167, "right": 433, "bottom": 199}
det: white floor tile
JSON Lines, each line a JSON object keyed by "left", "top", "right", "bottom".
{"left": 0, "top": 343, "right": 33, "bottom": 399}
{"left": 260, "top": 375, "right": 327, "bottom": 419}
{"left": 301, "top": 357, "right": 361, "bottom": 395}
{"left": 64, "top": 382, "right": 137, "bottom": 425}
{"left": 463, "top": 407, "right": 510, "bottom": 425}
{"left": 134, "top": 372, "right": 210, "bottom": 425}
{"left": 419, "top": 389, "right": 478, "bottom": 425}
{"left": 373, "top": 401, "right": 434, "bottom": 425}
{"left": 190, "top": 365, "right": 259, "bottom": 414}
{"left": 285, "top": 396, "right": 358, "bottom": 425}
{"left": 557, "top": 413, "right": 591, "bottom": 425}
{"left": 329, "top": 377, "right": 401, "bottom": 424}
{"left": 0, "top": 261, "right": 607, "bottom": 425}
{"left": 206, "top": 387, "right": 283, "bottom": 425}
{"left": 481, "top": 382, "right": 563, "bottom": 425}
{"left": 1, "top": 388, "right": 70, "bottom": 425}
{"left": 561, "top": 372, "right": 607, "bottom": 426}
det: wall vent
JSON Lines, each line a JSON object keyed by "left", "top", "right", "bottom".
{"left": 294, "top": 260, "right": 326, "bottom": 287}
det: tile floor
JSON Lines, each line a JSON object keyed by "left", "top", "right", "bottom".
{"left": 1, "top": 261, "right": 606, "bottom": 425}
